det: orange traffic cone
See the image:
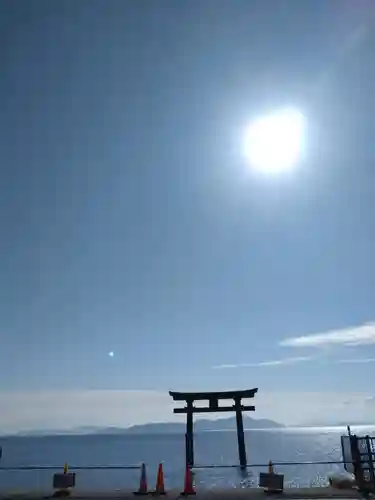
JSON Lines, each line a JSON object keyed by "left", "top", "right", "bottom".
{"left": 153, "top": 463, "right": 166, "bottom": 495}
{"left": 181, "top": 464, "right": 196, "bottom": 496}
{"left": 268, "top": 460, "right": 274, "bottom": 474}
{"left": 134, "top": 463, "right": 149, "bottom": 496}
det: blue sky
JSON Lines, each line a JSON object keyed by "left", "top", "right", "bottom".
{"left": 1, "top": 0, "right": 375, "bottom": 429}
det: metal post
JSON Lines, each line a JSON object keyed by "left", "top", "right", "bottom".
{"left": 365, "top": 436, "right": 375, "bottom": 491}
{"left": 350, "top": 435, "right": 364, "bottom": 492}
{"left": 234, "top": 398, "right": 247, "bottom": 469}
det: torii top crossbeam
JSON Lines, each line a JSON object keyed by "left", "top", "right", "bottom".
{"left": 169, "top": 388, "right": 258, "bottom": 401}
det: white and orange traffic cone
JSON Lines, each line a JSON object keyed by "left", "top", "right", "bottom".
{"left": 134, "top": 463, "right": 149, "bottom": 496}
{"left": 153, "top": 463, "right": 166, "bottom": 495}
{"left": 181, "top": 463, "right": 196, "bottom": 496}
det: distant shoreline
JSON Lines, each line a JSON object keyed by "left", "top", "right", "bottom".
{"left": 3, "top": 415, "right": 283, "bottom": 438}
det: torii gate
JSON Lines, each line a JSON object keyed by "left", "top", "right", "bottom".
{"left": 169, "top": 388, "right": 258, "bottom": 469}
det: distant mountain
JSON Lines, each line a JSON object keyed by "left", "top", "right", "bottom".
{"left": 8, "top": 416, "right": 283, "bottom": 437}
{"left": 79, "top": 416, "right": 283, "bottom": 435}
{"left": 195, "top": 416, "right": 284, "bottom": 432}
{"left": 78, "top": 416, "right": 283, "bottom": 435}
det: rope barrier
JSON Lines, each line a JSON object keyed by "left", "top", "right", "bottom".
{"left": 193, "top": 460, "right": 352, "bottom": 469}
{"left": 0, "top": 460, "right": 354, "bottom": 471}
{"left": 0, "top": 465, "right": 141, "bottom": 471}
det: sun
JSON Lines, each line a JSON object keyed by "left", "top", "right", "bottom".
{"left": 243, "top": 108, "right": 305, "bottom": 173}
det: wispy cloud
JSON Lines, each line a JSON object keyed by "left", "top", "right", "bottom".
{"left": 338, "top": 358, "right": 375, "bottom": 364}
{"left": 212, "top": 356, "right": 311, "bottom": 370}
{"left": 280, "top": 322, "right": 375, "bottom": 348}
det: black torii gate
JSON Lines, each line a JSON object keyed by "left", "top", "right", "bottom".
{"left": 169, "top": 388, "right": 258, "bottom": 469}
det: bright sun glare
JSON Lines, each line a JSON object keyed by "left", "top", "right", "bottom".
{"left": 243, "top": 108, "right": 305, "bottom": 173}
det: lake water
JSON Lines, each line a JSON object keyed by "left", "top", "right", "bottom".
{"left": 0, "top": 426, "right": 374, "bottom": 492}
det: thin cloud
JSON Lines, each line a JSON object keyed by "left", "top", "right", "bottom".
{"left": 280, "top": 322, "right": 375, "bottom": 348}
{"left": 212, "top": 356, "right": 311, "bottom": 370}
{"left": 338, "top": 358, "right": 375, "bottom": 364}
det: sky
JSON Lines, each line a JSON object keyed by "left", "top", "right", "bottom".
{"left": 1, "top": 0, "right": 375, "bottom": 432}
